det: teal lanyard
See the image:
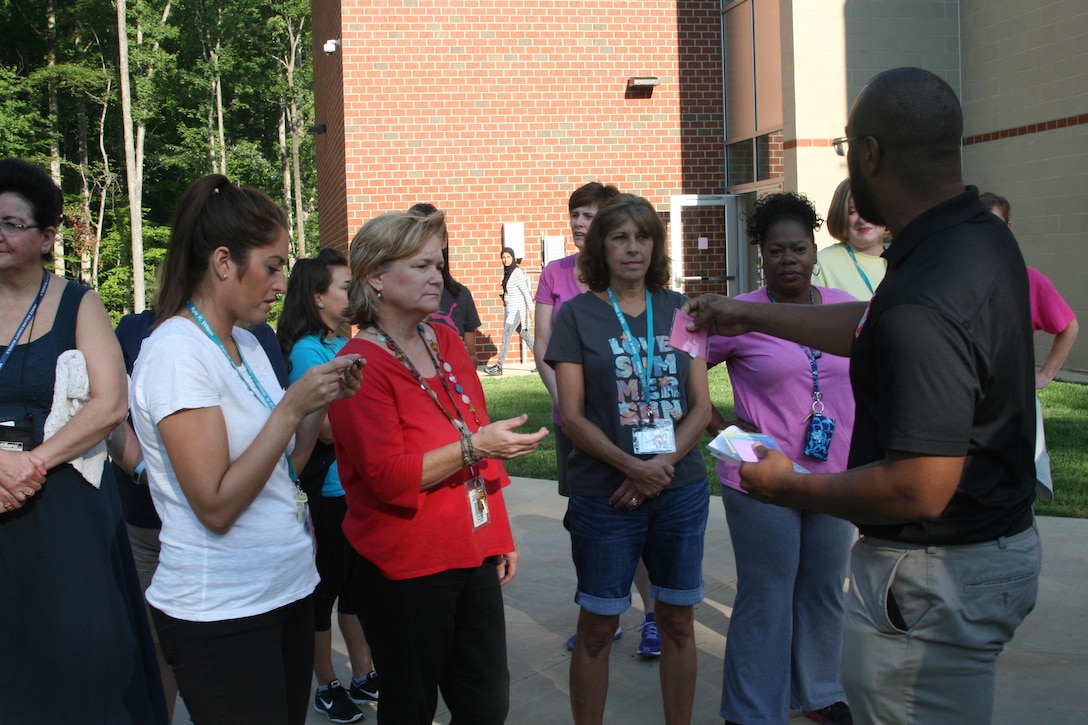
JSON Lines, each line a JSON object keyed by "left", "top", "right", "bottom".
{"left": 606, "top": 287, "right": 656, "bottom": 420}
{"left": 845, "top": 244, "right": 884, "bottom": 296}
{"left": 0, "top": 272, "right": 49, "bottom": 378}
{"left": 185, "top": 301, "right": 299, "bottom": 483}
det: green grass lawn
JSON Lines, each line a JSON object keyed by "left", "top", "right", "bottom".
{"left": 481, "top": 369, "right": 1087, "bottom": 518}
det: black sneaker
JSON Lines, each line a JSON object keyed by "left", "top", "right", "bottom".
{"left": 804, "top": 701, "right": 853, "bottom": 725}
{"left": 314, "top": 680, "right": 364, "bottom": 723}
{"left": 483, "top": 364, "right": 503, "bottom": 376}
{"left": 349, "top": 671, "right": 379, "bottom": 704}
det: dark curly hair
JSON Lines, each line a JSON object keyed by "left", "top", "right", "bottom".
{"left": 746, "top": 192, "right": 822, "bottom": 247}
{"left": 579, "top": 194, "right": 670, "bottom": 292}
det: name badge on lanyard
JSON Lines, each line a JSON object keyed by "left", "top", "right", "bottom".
{"left": 466, "top": 473, "right": 490, "bottom": 529}
{"left": 633, "top": 417, "right": 676, "bottom": 455}
{"left": 607, "top": 288, "right": 677, "bottom": 455}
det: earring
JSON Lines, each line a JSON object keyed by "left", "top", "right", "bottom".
{"left": 317, "top": 302, "right": 324, "bottom": 309}
{"left": 221, "top": 274, "right": 228, "bottom": 280}
{"left": 377, "top": 290, "right": 383, "bottom": 300}
{"left": 812, "top": 262, "right": 822, "bottom": 277}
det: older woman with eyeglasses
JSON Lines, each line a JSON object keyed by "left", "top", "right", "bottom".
{"left": 0, "top": 158, "right": 166, "bottom": 723}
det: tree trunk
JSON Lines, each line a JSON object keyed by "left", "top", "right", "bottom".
{"left": 47, "top": 0, "right": 64, "bottom": 276}
{"left": 77, "top": 96, "right": 93, "bottom": 286}
{"left": 278, "top": 106, "right": 296, "bottom": 261}
{"left": 117, "top": 0, "right": 146, "bottom": 312}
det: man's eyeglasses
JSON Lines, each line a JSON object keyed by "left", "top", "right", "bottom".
{"left": 832, "top": 136, "right": 864, "bottom": 156}
{"left": 0, "top": 220, "right": 40, "bottom": 234}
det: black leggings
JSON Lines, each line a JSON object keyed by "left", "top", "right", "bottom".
{"left": 313, "top": 495, "right": 356, "bottom": 630}
{"left": 152, "top": 596, "right": 314, "bottom": 725}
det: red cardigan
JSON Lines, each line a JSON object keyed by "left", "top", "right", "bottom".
{"left": 329, "top": 323, "right": 514, "bottom": 580}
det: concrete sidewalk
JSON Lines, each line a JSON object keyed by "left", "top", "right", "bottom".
{"left": 175, "top": 477, "right": 1088, "bottom": 724}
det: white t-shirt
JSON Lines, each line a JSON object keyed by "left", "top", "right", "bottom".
{"left": 130, "top": 317, "right": 319, "bottom": 621}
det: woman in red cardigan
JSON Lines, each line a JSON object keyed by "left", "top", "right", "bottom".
{"left": 328, "top": 209, "right": 548, "bottom": 725}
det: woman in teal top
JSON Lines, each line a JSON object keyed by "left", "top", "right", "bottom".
{"left": 278, "top": 248, "right": 377, "bottom": 723}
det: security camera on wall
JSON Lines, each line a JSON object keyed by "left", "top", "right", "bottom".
{"left": 323, "top": 39, "right": 340, "bottom": 55}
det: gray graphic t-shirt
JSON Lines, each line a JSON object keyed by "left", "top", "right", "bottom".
{"left": 544, "top": 288, "right": 706, "bottom": 497}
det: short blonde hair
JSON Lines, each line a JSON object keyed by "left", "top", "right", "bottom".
{"left": 346, "top": 210, "right": 447, "bottom": 325}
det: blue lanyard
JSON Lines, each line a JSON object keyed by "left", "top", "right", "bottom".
{"left": 185, "top": 300, "right": 299, "bottom": 483}
{"left": 606, "top": 287, "right": 656, "bottom": 416}
{"left": 0, "top": 272, "right": 49, "bottom": 378}
{"left": 766, "top": 288, "right": 824, "bottom": 411}
{"left": 845, "top": 244, "right": 884, "bottom": 296}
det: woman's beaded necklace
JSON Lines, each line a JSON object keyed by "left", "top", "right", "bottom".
{"left": 369, "top": 322, "right": 480, "bottom": 434}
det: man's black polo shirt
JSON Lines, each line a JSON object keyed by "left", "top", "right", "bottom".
{"left": 849, "top": 187, "right": 1036, "bottom": 545}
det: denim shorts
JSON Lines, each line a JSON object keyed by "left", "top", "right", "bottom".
{"left": 565, "top": 478, "right": 709, "bottom": 615}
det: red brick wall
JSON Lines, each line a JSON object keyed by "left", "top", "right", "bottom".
{"left": 317, "top": 0, "right": 725, "bottom": 364}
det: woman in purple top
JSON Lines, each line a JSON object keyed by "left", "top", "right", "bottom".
{"left": 707, "top": 193, "right": 856, "bottom": 725}
{"left": 535, "top": 182, "right": 619, "bottom": 493}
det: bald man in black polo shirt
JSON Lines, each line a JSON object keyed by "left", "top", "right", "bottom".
{"left": 686, "top": 67, "right": 1041, "bottom": 725}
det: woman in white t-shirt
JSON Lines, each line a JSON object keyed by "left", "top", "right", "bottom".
{"left": 130, "top": 174, "right": 363, "bottom": 725}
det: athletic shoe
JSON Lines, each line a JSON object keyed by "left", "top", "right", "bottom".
{"left": 314, "top": 680, "right": 364, "bottom": 723}
{"left": 636, "top": 612, "right": 661, "bottom": 657}
{"left": 348, "top": 671, "right": 380, "bottom": 704}
{"left": 484, "top": 364, "right": 503, "bottom": 376}
{"left": 565, "top": 625, "right": 623, "bottom": 651}
{"left": 803, "top": 701, "right": 854, "bottom": 725}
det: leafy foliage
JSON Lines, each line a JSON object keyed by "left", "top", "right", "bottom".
{"left": 0, "top": 0, "right": 318, "bottom": 315}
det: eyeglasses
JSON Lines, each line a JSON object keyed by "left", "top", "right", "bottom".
{"left": 0, "top": 220, "right": 40, "bottom": 235}
{"left": 832, "top": 136, "right": 865, "bottom": 156}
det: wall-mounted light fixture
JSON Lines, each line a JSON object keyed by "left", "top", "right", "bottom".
{"left": 625, "top": 76, "right": 659, "bottom": 99}
{"left": 307, "top": 123, "right": 327, "bottom": 135}
{"left": 323, "top": 39, "right": 341, "bottom": 55}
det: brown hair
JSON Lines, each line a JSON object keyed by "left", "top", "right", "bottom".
{"left": 156, "top": 174, "right": 288, "bottom": 322}
{"left": 579, "top": 194, "right": 670, "bottom": 292}
{"left": 568, "top": 182, "right": 620, "bottom": 213}
{"left": 979, "top": 192, "right": 1011, "bottom": 223}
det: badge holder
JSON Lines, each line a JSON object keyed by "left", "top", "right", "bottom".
{"left": 466, "top": 468, "right": 490, "bottom": 529}
{"left": 0, "top": 423, "right": 35, "bottom": 452}
{"left": 801, "top": 349, "right": 835, "bottom": 461}
{"left": 633, "top": 416, "right": 677, "bottom": 455}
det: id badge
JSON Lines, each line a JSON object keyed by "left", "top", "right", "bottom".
{"left": 0, "top": 423, "right": 34, "bottom": 452}
{"left": 632, "top": 418, "right": 676, "bottom": 455}
{"left": 466, "top": 475, "right": 490, "bottom": 529}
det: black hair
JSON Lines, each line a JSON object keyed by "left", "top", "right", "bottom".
{"left": 0, "top": 158, "right": 64, "bottom": 229}
{"left": 277, "top": 247, "right": 349, "bottom": 370}
{"left": 746, "top": 192, "right": 822, "bottom": 247}
{"left": 851, "top": 67, "right": 963, "bottom": 188}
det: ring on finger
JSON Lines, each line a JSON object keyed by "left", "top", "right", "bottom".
{"left": 24, "top": 489, "right": 33, "bottom": 497}
{"left": 3, "top": 502, "right": 13, "bottom": 511}
{"left": 629, "top": 496, "right": 639, "bottom": 506}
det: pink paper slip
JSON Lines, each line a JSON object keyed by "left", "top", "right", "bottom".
{"left": 669, "top": 309, "right": 708, "bottom": 359}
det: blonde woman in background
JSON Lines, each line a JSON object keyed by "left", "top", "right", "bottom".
{"left": 814, "top": 179, "right": 888, "bottom": 300}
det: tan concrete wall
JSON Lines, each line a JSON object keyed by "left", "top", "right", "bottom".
{"left": 960, "top": 0, "right": 1088, "bottom": 379}
{"left": 780, "top": 0, "right": 960, "bottom": 249}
